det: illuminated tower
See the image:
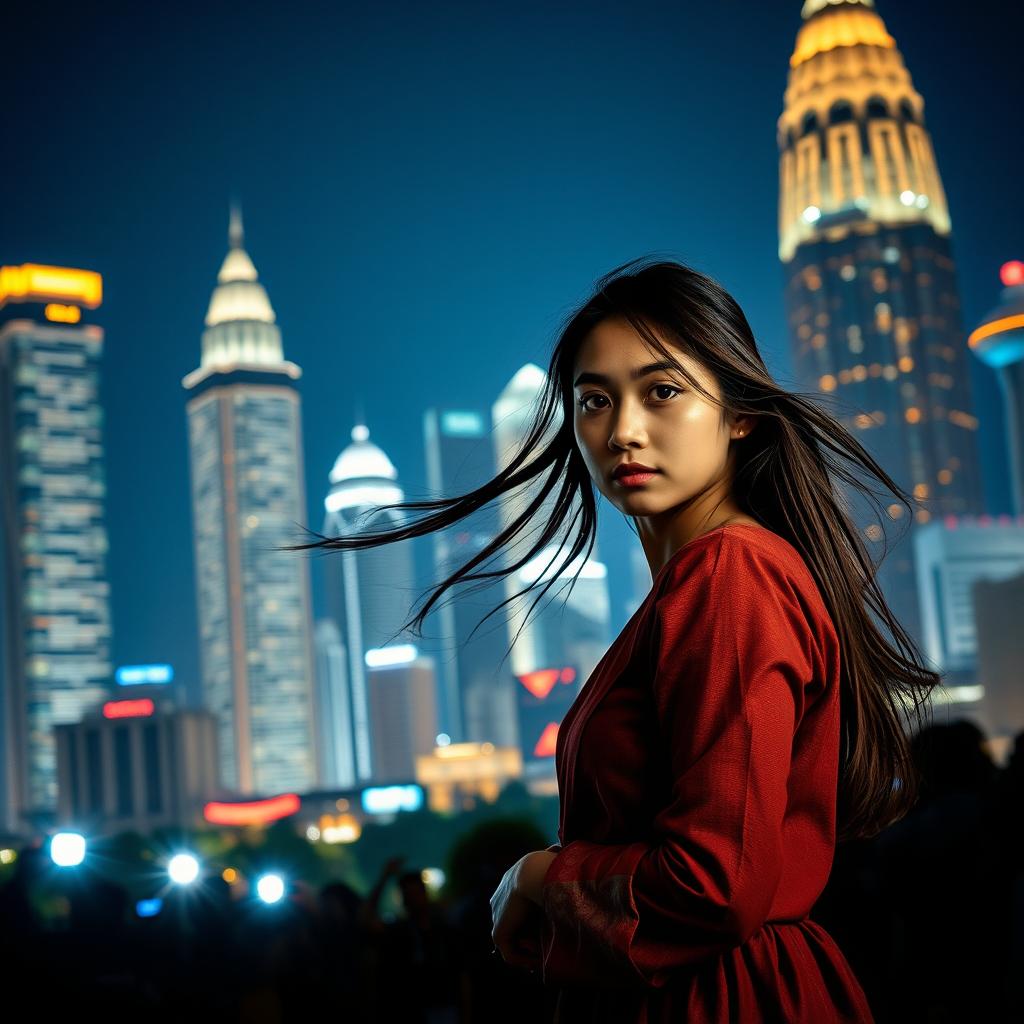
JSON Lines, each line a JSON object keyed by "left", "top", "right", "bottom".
{"left": 969, "top": 261, "right": 1024, "bottom": 516}
{"left": 322, "top": 422, "right": 419, "bottom": 783}
{"left": 0, "top": 265, "right": 112, "bottom": 833}
{"left": 778, "top": 0, "right": 985, "bottom": 645}
{"left": 183, "top": 207, "right": 317, "bottom": 795}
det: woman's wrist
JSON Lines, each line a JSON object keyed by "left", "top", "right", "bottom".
{"left": 515, "top": 850, "right": 558, "bottom": 907}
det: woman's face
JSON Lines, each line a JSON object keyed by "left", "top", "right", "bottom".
{"left": 572, "top": 316, "right": 742, "bottom": 516}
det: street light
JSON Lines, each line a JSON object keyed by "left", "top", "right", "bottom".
{"left": 49, "top": 832, "right": 86, "bottom": 867}
{"left": 256, "top": 873, "right": 285, "bottom": 904}
{"left": 167, "top": 852, "right": 200, "bottom": 885}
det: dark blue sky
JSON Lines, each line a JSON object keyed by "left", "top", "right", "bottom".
{"left": 5, "top": 0, "right": 1021, "bottom": 688}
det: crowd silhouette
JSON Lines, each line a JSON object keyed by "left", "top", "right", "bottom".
{"left": 1, "top": 717, "right": 1021, "bottom": 1022}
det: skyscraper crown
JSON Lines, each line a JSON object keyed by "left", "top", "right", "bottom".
{"left": 205, "top": 205, "right": 277, "bottom": 328}
{"left": 777, "top": 0, "right": 951, "bottom": 261}
{"left": 192, "top": 204, "right": 287, "bottom": 375}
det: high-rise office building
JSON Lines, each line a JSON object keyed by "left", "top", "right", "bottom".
{"left": 0, "top": 264, "right": 113, "bottom": 835}
{"left": 183, "top": 208, "right": 317, "bottom": 795}
{"left": 778, "top": 0, "right": 985, "bottom": 644}
{"left": 974, "top": 567, "right": 1024, "bottom": 739}
{"left": 54, "top": 694, "right": 220, "bottom": 838}
{"left": 313, "top": 618, "right": 355, "bottom": 788}
{"left": 913, "top": 517, "right": 1024, "bottom": 681}
{"left": 366, "top": 646, "right": 439, "bottom": 784}
{"left": 422, "top": 406, "right": 509, "bottom": 744}
{"left": 322, "top": 422, "right": 419, "bottom": 782}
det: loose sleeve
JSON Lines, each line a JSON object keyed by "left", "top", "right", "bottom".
{"left": 539, "top": 535, "right": 817, "bottom": 989}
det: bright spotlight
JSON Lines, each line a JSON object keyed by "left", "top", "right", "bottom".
{"left": 802, "top": 205, "right": 821, "bottom": 223}
{"left": 256, "top": 873, "right": 285, "bottom": 904}
{"left": 167, "top": 852, "right": 200, "bottom": 885}
{"left": 899, "top": 190, "right": 916, "bottom": 206}
{"left": 50, "top": 832, "right": 86, "bottom": 867}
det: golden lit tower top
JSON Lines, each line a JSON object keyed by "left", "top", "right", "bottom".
{"left": 778, "top": 0, "right": 951, "bottom": 261}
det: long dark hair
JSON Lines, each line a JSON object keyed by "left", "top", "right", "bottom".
{"left": 287, "top": 256, "right": 938, "bottom": 842}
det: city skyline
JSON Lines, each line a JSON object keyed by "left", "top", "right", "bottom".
{"left": 3, "top": 0, "right": 1020, "bottom": 691}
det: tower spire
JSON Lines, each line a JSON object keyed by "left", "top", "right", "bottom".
{"left": 801, "top": 0, "right": 874, "bottom": 19}
{"left": 229, "top": 200, "right": 244, "bottom": 250}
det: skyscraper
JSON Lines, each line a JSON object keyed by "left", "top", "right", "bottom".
{"left": 183, "top": 208, "right": 317, "bottom": 795}
{"left": 313, "top": 618, "right": 355, "bottom": 789}
{"left": 778, "top": 0, "right": 985, "bottom": 644}
{"left": 0, "top": 264, "right": 112, "bottom": 834}
{"left": 322, "top": 422, "right": 419, "bottom": 783}
{"left": 422, "top": 406, "right": 508, "bottom": 744}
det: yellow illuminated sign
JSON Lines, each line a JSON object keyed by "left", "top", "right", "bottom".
{"left": 0, "top": 263, "right": 102, "bottom": 309}
{"left": 44, "top": 303, "right": 82, "bottom": 323}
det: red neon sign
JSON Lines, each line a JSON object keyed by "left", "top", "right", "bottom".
{"left": 203, "top": 793, "right": 301, "bottom": 826}
{"left": 517, "top": 667, "right": 577, "bottom": 699}
{"left": 533, "top": 723, "right": 559, "bottom": 758}
{"left": 102, "top": 698, "right": 155, "bottom": 719}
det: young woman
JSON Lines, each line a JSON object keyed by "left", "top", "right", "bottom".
{"left": 290, "top": 258, "right": 937, "bottom": 1022}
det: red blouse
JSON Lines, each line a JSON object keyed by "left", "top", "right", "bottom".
{"left": 539, "top": 523, "right": 875, "bottom": 1023}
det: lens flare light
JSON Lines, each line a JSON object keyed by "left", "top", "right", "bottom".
{"left": 50, "top": 832, "right": 86, "bottom": 867}
{"left": 256, "top": 873, "right": 286, "bottom": 904}
{"left": 167, "top": 853, "right": 201, "bottom": 885}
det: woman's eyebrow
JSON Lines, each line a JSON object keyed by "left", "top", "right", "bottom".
{"left": 573, "top": 361, "right": 680, "bottom": 388}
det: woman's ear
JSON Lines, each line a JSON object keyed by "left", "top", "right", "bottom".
{"left": 731, "top": 417, "right": 756, "bottom": 439}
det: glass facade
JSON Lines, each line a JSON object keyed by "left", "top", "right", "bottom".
{"left": 186, "top": 378, "right": 317, "bottom": 794}
{"left": 0, "top": 318, "right": 112, "bottom": 829}
{"left": 786, "top": 224, "right": 984, "bottom": 517}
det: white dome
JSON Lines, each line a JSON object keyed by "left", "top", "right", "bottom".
{"left": 508, "top": 363, "right": 547, "bottom": 393}
{"left": 329, "top": 425, "right": 398, "bottom": 484}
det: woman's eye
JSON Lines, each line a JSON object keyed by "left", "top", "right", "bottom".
{"left": 577, "top": 385, "right": 681, "bottom": 412}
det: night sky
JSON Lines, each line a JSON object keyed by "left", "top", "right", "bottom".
{"left": 4, "top": 0, "right": 1021, "bottom": 691}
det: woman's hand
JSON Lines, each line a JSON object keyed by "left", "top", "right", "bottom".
{"left": 490, "top": 851, "right": 558, "bottom": 971}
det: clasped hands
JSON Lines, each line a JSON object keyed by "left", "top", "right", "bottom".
{"left": 489, "top": 849, "right": 557, "bottom": 972}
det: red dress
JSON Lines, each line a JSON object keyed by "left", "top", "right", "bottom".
{"left": 539, "top": 523, "right": 875, "bottom": 1023}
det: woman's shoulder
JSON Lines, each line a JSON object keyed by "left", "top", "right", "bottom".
{"left": 653, "top": 523, "right": 801, "bottom": 579}
{"left": 650, "top": 523, "right": 840, "bottom": 672}
{"left": 653, "top": 524, "right": 826, "bottom": 617}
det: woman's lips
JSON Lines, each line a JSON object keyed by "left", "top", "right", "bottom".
{"left": 614, "top": 470, "right": 659, "bottom": 487}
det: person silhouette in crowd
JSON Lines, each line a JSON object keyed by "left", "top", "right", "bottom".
{"left": 361, "top": 854, "right": 467, "bottom": 1023}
